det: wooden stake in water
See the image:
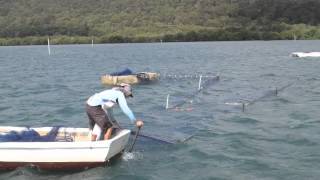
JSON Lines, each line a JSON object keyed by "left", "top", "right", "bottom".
{"left": 128, "top": 126, "right": 141, "bottom": 152}
{"left": 47, "top": 37, "right": 51, "bottom": 55}
{"left": 166, "top": 94, "right": 170, "bottom": 109}
{"left": 198, "top": 75, "right": 203, "bottom": 91}
{"left": 242, "top": 102, "right": 245, "bottom": 112}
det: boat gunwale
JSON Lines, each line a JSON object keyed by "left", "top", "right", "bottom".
{"left": 0, "top": 126, "right": 131, "bottom": 148}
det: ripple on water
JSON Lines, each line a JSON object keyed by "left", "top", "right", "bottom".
{"left": 286, "top": 135, "right": 318, "bottom": 146}
{"left": 274, "top": 97, "right": 291, "bottom": 104}
{"left": 259, "top": 73, "right": 276, "bottom": 77}
{"left": 110, "top": 174, "right": 150, "bottom": 180}
{"left": 227, "top": 116, "right": 259, "bottom": 124}
{"left": 0, "top": 106, "right": 10, "bottom": 112}
{"left": 0, "top": 166, "right": 43, "bottom": 180}
{"left": 289, "top": 112, "right": 311, "bottom": 121}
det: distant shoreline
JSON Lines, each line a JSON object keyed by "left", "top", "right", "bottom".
{"left": 1, "top": 30, "right": 319, "bottom": 46}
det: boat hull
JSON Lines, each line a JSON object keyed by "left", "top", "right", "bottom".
{"left": 0, "top": 161, "right": 106, "bottom": 171}
{"left": 0, "top": 127, "right": 131, "bottom": 170}
{"left": 291, "top": 52, "right": 320, "bottom": 58}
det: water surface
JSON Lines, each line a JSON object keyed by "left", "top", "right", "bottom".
{"left": 0, "top": 41, "right": 320, "bottom": 179}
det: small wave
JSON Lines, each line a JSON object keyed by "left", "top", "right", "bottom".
{"left": 189, "top": 149, "right": 212, "bottom": 159}
{"left": 260, "top": 73, "right": 276, "bottom": 77}
{"left": 0, "top": 106, "right": 10, "bottom": 112}
{"left": 288, "top": 137, "right": 317, "bottom": 146}
{"left": 0, "top": 166, "right": 40, "bottom": 179}
{"left": 111, "top": 174, "right": 150, "bottom": 180}
{"left": 274, "top": 97, "right": 291, "bottom": 104}
{"left": 306, "top": 89, "right": 320, "bottom": 95}
{"left": 225, "top": 102, "right": 243, "bottom": 106}
{"left": 306, "top": 77, "right": 320, "bottom": 81}
{"left": 289, "top": 112, "right": 310, "bottom": 121}
{"left": 229, "top": 116, "right": 259, "bottom": 124}
{"left": 289, "top": 123, "right": 313, "bottom": 129}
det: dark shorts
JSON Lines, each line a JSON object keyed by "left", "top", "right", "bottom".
{"left": 86, "top": 104, "right": 112, "bottom": 130}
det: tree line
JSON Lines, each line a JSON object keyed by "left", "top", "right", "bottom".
{"left": 0, "top": 0, "right": 319, "bottom": 45}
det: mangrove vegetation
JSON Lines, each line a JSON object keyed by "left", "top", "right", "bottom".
{"left": 0, "top": 0, "right": 319, "bottom": 45}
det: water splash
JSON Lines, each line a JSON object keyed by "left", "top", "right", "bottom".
{"left": 122, "top": 152, "right": 143, "bottom": 161}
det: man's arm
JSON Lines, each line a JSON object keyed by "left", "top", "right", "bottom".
{"left": 117, "top": 93, "right": 136, "bottom": 123}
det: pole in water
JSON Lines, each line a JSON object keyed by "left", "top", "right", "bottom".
{"left": 198, "top": 75, "right": 203, "bottom": 91}
{"left": 242, "top": 102, "right": 245, "bottom": 112}
{"left": 47, "top": 37, "right": 51, "bottom": 55}
{"left": 166, "top": 94, "right": 170, "bottom": 109}
{"left": 128, "top": 127, "right": 141, "bottom": 152}
{"left": 275, "top": 87, "right": 278, "bottom": 96}
{"left": 92, "top": 39, "right": 94, "bottom": 48}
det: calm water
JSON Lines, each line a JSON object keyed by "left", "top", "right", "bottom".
{"left": 0, "top": 41, "right": 320, "bottom": 180}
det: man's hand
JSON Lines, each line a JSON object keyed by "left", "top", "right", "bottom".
{"left": 135, "top": 120, "right": 144, "bottom": 128}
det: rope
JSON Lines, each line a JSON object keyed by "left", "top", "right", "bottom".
{"left": 168, "top": 76, "right": 220, "bottom": 109}
{"left": 223, "top": 81, "right": 296, "bottom": 112}
{"left": 247, "top": 81, "right": 295, "bottom": 106}
{"left": 160, "top": 73, "right": 219, "bottom": 80}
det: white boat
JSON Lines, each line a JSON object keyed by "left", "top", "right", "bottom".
{"left": 0, "top": 126, "right": 130, "bottom": 170}
{"left": 291, "top": 52, "right": 320, "bottom": 58}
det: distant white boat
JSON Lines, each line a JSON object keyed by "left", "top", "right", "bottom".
{"left": 0, "top": 126, "right": 130, "bottom": 171}
{"left": 291, "top": 52, "right": 320, "bottom": 58}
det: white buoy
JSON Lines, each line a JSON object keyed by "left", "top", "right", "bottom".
{"left": 166, "top": 94, "right": 170, "bottom": 109}
{"left": 198, "top": 75, "right": 202, "bottom": 91}
{"left": 47, "top": 37, "right": 51, "bottom": 55}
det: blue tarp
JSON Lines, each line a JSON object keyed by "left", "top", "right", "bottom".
{"left": 110, "top": 68, "right": 133, "bottom": 76}
{"left": 0, "top": 126, "right": 61, "bottom": 142}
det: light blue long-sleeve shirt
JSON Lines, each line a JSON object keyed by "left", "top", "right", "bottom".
{"left": 87, "top": 89, "right": 136, "bottom": 123}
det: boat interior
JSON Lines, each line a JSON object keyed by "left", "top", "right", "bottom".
{"left": 0, "top": 126, "right": 120, "bottom": 142}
